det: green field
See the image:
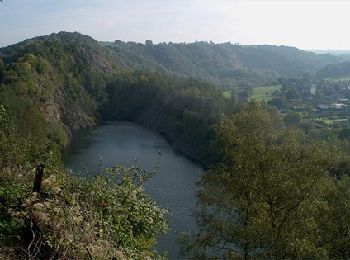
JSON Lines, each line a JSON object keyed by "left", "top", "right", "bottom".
{"left": 249, "top": 85, "right": 281, "bottom": 102}
{"left": 325, "top": 77, "right": 350, "bottom": 83}
{"left": 314, "top": 117, "right": 348, "bottom": 126}
{"left": 316, "top": 117, "right": 333, "bottom": 125}
{"left": 223, "top": 91, "right": 232, "bottom": 98}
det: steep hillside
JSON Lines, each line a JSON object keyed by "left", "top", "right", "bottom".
{"left": 104, "top": 40, "right": 344, "bottom": 87}
{"left": 1, "top": 32, "right": 344, "bottom": 100}
{"left": 0, "top": 32, "right": 170, "bottom": 259}
{"left": 0, "top": 32, "right": 237, "bottom": 164}
{"left": 317, "top": 61, "right": 350, "bottom": 78}
{"left": 0, "top": 32, "right": 118, "bottom": 143}
{"left": 0, "top": 31, "right": 346, "bottom": 154}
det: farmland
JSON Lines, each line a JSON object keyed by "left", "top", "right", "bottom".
{"left": 249, "top": 85, "right": 281, "bottom": 102}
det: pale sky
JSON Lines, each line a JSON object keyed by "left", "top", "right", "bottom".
{"left": 0, "top": 0, "right": 349, "bottom": 50}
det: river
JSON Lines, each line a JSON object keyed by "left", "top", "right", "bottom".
{"left": 64, "top": 121, "right": 202, "bottom": 259}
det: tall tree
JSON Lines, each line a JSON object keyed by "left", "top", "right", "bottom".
{"left": 181, "top": 104, "right": 342, "bottom": 259}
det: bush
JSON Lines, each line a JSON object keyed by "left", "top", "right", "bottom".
{"left": 0, "top": 106, "right": 168, "bottom": 259}
{"left": 1, "top": 164, "right": 167, "bottom": 259}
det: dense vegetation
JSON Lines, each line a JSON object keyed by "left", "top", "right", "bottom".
{"left": 0, "top": 32, "right": 242, "bottom": 164}
{"left": 181, "top": 104, "right": 350, "bottom": 258}
{"left": 2, "top": 32, "right": 350, "bottom": 258}
{"left": 104, "top": 41, "right": 345, "bottom": 88}
{"left": 0, "top": 102, "right": 168, "bottom": 259}
{"left": 0, "top": 32, "right": 239, "bottom": 258}
{"left": 3, "top": 31, "right": 345, "bottom": 91}
{"left": 0, "top": 33, "right": 168, "bottom": 259}
{"left": 101, "top": 72, "right": 238, "bottom": 164}
{"left": 0, "top": 32, "right": 116, "bottom": 145}
{"left": 317, "top": 61, "right": 350, "bottom": 79}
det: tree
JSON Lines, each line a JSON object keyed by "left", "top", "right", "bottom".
{"left": 267, "top": 97, "right": 286, "bottom": 109}
{"left": 145, "top": 40, "right": 153, "bottom": 46}
{"left": 181, "top": 104, "right": 342, "bottom": 259}
{"left": 339, "top": 128, "right": 350, "bottom": 140}
{"left": 0, "top": 58, "right": 5, "bottom": 83}
{"left": 284, "top": 111, "right": 302, "bottom": 126}
{"left": 0, "top": 104, "right": 168, "bottom": 258}
{"left": 285, "top": 87, "right": 300, "bottom": 100}
{"left": 318, "top": 176, "right": 350, "bottom": 258}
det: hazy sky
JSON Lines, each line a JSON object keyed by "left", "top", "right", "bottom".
{"left": 0, "top": 0, "right": 349, "bottom": 49}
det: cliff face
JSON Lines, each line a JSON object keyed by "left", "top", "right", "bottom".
{"left": 50, "top": 85, "right": 97, "bottom": 138}
{"left": 0, "top": 32, "right": 117, "bottom": 141}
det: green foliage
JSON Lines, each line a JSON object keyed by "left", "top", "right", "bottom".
{"left": 319, "top": 176, "right": 350, "bottom": 258}
{"left": 106, "top": 39, "right": 344, "bottom": 88}
{"left": 0, "top": 210, "right": 23, "bottom": 245}
{"left": 339, "top": 128, "right": 350, "bottom": 140}
{"left": 0, "top": 103, "right": 48, "bottom": 246}
{"left": 222, "top": 90, "right": 232, "bottom": 99}
{"left": 0, "top": 58, "right": 5, "bottom": 83}
{"left": 0, "top": 106, "right": 167, "bottom": 259}
{"left": 0, "top": 171, "right": 30, "bottom": 245}
{"left": 47, "top": 122, "right": 69, "bottom": 147}
{"left": 249, "top": 85, "right": 281, "bottom": 102}
{"left": 13, "top": 165, "right": 168, "bottom": 259}
{"left": 0, "top": 98, "right": 48, "bottom": 168}
{"left": 285, "top": 86, "right": 301, "bottom": 100}
{"left": 0, "top": 164, "right": 167, "bottom": 259}
{"left": 284, "top": 111, "right": 302, "bottom": 126}
{"left": 0, "top": 38, "right": 169, "bottom": 258}
{"left": 182, "top": 104, "right": 350, "bottom": 259}
{"left": 267, "top": 97, "right": 287, "bottom": 109}
{"left": 1, "top": 31, "right": 350, "bottom": 259}
{"left": 317, "top": 61, "right": 350, "bottom": 78}
{"left": 102, "top": 72, "right": 238, "bottom": 165}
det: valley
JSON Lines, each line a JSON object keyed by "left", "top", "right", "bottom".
{"left": 2, "top": 31, "right": 350, "bottom": 259}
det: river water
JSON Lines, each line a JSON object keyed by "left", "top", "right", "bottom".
{"left": 64, "top": 121, "right": 202, "bottom": 259}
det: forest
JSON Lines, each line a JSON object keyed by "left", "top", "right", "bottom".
{"left": 1, "top": 32, "right": 350, "bottom": 259}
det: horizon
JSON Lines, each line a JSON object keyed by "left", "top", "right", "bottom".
{"left": 1, "top": 0, "right": 350, "bottom": 50}
{"left": 2, "top": 30, "right": 350, "bottom": 54}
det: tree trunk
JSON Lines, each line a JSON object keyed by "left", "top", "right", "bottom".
{"left": 33, "top": 164, "right": 45, "bottom": 193}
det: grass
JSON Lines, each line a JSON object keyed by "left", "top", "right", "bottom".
{"left": 317, "top": 117, "right": 333, "bottom": 125}
{"left": 223, "top": 91, "right": 232, "bottom": 99}
{"left": 325, "top": 77, "right": 350, "bottom": 83}
{"left": 249, "top": 85, "right": 281, "bottom": 102}
{"left": 315, "top": 117, "right": 348, "bottom": 125}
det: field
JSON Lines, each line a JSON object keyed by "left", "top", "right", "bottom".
{"left": 316, "top": 117, "right": 348, "bottom": 126}
{"left": 249, "top": 85, "right": 281, "bottom": 102}
{"left": 222, "top": 91, "right": 232, "bottom": 98}
{"left": 325, "top": 77, "right": 350, "bottom": 83}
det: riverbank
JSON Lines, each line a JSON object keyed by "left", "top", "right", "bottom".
{"left": 65, "top": 121, "right": 202, "bottom": 259}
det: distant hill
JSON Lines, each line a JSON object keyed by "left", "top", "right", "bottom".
{"left": 0, "top": 31, "right": 349, "bottom": 165}
{"left": 311, "top": 50, "right": 350, "bottom": 56}
{"left": 104, "top": 41, "right": 345, "bottom": 87}
{"left": 0, "top": 32, "right": 117, "bottom": 75}
{"left": 1, "top": 32, "right": 345, "bottom": 89}
{"left": 317, "top": 61, "right": 350, "bottom": 78}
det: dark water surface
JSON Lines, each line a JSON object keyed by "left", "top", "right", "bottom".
{"left": 64, "top": 121, "right": 202, "bottom": 259}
